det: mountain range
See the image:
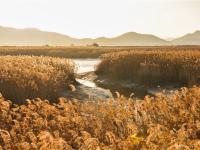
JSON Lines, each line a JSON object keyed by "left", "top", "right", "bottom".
{"left": 0, "top": 26, "right": 200, "bottom": 46}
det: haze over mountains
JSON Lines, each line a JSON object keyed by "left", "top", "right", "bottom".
{"left": 172, "top": 31, "right": 200, "bottom": 45}
{"left": 0, "top": 26, "right": 200, "bottom": 46}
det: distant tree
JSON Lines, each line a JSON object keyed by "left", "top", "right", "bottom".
{"left": 92, "top": 42, "right": 99, "bottom": 47}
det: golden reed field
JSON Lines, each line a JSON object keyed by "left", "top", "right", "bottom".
{"left": 0, "top": 46, "right": 199, "bottom": 149}
{"left": 0, "top": 46, "right": 118, "bottom": 58}
{"left": 0, "top": 87, "right": 199, "bottom": 149}
{"left": 0, "top": 45, "right": 200, "bottom": 58}
{"left": 0, "top": 56, "right": 75, "bottom": 103}
{"left": 97, "top": 49, "right": 200, "bottom": 86}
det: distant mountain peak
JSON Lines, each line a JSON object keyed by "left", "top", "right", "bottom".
{"left": 0, "top": 26, "right": 170, "bottom": 46}
{"left": 0, "top": 25, "right": 200, "bottom": 46}
{"left": 119, "top": 32, "right": 138, "bottom": 37}
{"left": 95, "top": 36, "right": 107, "bottom": 40}
{"left": 194, "top": 30, "right": 200, "bottom": 34}
{"left": 172, "top": 30, "right": 200, "bottom": 45}
{"left": 22, "top": 28, "right": 40, "bottom": 31}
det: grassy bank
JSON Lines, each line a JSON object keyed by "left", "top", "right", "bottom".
{"left": 0, "top": 46, "right": 200, "bottom": 58}
{"left": 96, "top": 50, "right": 200, "bottom": 86}
{"left": 0, "top": 56, "right": 75, "bottom": 103}
{"left": 0, "top": 86, "right": 199, "bottom": 149}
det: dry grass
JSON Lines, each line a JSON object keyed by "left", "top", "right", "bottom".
{"left": 0, "top": 47, "right": 200, "bottom": 149}
{"left": 0, "top": 56, "right": 75, "bottom": 103}
{"left": 96, "top": 50, "right": 200, "bottom": 86}
{"left": 1, "top": 46, "right": 200, "bottom": 58}
{"left": 0, "top": 46, "right": 118, "bottom": 58}
{"left": 0, "top": 86, "right": 199, "bottom": 149}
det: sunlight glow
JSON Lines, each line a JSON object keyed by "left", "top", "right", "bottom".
{"left": 0, "top": 0, "right": 199, "bottom": 39}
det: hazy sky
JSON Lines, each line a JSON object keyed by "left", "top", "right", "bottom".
{"left": 0, "top": 0, "right": 199, "bottom": 39}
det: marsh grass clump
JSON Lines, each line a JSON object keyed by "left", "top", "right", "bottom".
{"left": 0, "top": 56, "right": 75, "bottom": 103}
{"left": 0, "top": 86, "right": 199, "bottom": 149}
{"left": 96, "top": 50, "right": 200, "bottom": 86}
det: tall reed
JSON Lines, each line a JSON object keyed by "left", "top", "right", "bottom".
{"left": 0, "top": 56, "right": 75, "bottom": 103}
{"left": 96, "top": 50, "right": 200, "bottom": 86}
{"left": 0, "top": 86, "right": 199, "bottom": 149}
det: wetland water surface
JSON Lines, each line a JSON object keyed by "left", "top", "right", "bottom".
{"left": 72, "top": 58, "right": 100, "bottom": 74}
{"left": 72, "top": 59, "right": 100, "bottom": 88}
{"left": 72, "top": 58, "right": 151, "bottom": 98}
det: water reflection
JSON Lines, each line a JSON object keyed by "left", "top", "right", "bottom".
{"left": 72, "top": 58, "right": 153, "bottom": 99}
{"left": 76, "top": 78, "right": 97, "bottom": 88}
{"left": 71, "top": 58, "right": 100, "bottom": 73}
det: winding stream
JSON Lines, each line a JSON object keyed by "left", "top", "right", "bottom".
{"left": 72, "top": 58, "right": 101, "bottom": 74}
{"left": 72, "top": 58, "right": 150, "bottom": 98}
{"left": 72, "top": 58, "right": 100, "bottom": 87}
{"left": 71, "top": 58, "right": 177, "bottom": 99}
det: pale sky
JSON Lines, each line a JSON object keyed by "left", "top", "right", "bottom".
{"left": 0, "top": 0, "right": 200, "bottom": 39}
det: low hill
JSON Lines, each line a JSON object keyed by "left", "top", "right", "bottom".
{"left": 172, "top": 31, "right": 200, "bottom": 45}
{"left": 93, "top": 32, "right": 170, "bottom": 46}
{"left": 0, "top": 26, "right": 76, "bottom": 46}
{"left": 0, "top": 26, "right": 170, "bottom": 46}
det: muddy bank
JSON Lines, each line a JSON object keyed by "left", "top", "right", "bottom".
{"left": 59, "top": 71, "right": 180, "bottom": 100}
{"left": 78, "top": 72, "right": 148, "bottom": 98}
{"left": 60, "top": 80, "right": 113, "bottom": 100}
{"left": 78, "top": 71, "right": 181, "bottom": 99}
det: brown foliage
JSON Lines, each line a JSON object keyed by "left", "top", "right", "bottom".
{"left": 0, "top": 56, "right": 75, "bottom": 103}
{"left": 96, "top": 50, "right": 200, "bottom": 86}
{"left": 0, "top": 87, "right": 199, "bottom": 149}
{"left": 1, "top": 46, "right": 200, "bottom": 58}
{"left": 0, "top": 46, "right": 117, "bottom": 58}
